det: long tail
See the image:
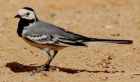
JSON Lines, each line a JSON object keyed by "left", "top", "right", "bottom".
{"left": 86, "top": 38, "right": 133, "bottom": 44}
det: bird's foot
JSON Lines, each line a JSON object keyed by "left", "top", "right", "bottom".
{"left": 30, "top": 64, "right": 50, "bottom": 76}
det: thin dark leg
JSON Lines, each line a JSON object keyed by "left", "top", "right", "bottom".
{"left": 47, "top": 50, "right": 58, "bottom": 66}
{"left": 45, "top": 50, "right": 58, "bottom": 70}
{"left": 30, "top": 50, "right": 58, "bottom": 75}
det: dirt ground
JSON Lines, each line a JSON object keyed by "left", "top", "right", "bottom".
{"left": 0, "top": 0, "right": 140, "bottom": 82}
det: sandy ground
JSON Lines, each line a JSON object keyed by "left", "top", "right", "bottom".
{"left": 0, "top": 0, "right": 140, "bottom": 82}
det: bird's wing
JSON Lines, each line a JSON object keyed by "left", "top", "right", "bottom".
{"left": 23, "top": 32, "right": 55, "bottom": 44}
{"left": 22, "top": 21, "right": 89, "bottom": 46}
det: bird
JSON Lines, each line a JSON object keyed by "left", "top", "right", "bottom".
{"left": 15, "top": 7, "right": 133, "bottom": 72}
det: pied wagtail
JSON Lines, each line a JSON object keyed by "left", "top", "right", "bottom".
{"left": 15, "top": 7, "right": 133, "bottom": 71}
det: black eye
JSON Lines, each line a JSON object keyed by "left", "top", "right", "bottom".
{"left": 26, "top": 12, "right": 30, "bottom": 16}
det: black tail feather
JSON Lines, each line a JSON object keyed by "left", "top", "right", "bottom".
{"left": 60, "top": 41, "right": 87, "bottom": 46}
{"left": 87, "top": 38, "right": 133, "bottom": 44}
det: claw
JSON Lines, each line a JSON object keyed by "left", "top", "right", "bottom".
{"left": 30, "top": 64, "right": 49, "bottom": 76}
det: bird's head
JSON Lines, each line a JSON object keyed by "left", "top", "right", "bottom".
{"left": 15, "top": 7, "right": 38, "bottom": 21}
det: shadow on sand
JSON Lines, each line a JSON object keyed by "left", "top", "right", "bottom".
{"left": 6, "top": 62, "right": 124, "bottom": 74}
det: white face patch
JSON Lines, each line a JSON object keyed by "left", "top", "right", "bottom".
{"left": 17, "top": 9, "right": 36, "bottom": 20}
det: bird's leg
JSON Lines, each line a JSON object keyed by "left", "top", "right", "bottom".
{"left": 44, "top": 50, "right": 58, "bottom": 70}
{"left": 37, "top": 49, "right": 58, "bottom": 70}
{"left": 31, "top": 49, "right": 58, "bottom": 75}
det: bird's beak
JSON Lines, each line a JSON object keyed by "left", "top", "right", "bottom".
{"left": 14, "top": 14, "right": 21, "bottom": 18}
